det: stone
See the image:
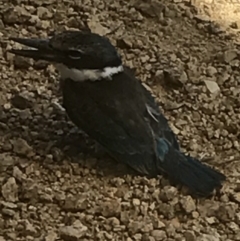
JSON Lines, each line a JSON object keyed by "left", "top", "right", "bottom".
{"left": 151, "top": 230, "right": 167, "bottom": 240}
{"left": 0, "top": 153, "right": 15, "bottom": 172}
{"left": 232, "top": 193, "right": 240, "bottom": 204}
{"left": 181, "top": 196, "right": 196, "bottom": 213}
{"left": 184, "top": 231, "right": 196, "bottom": 241}
{"left": 12, "top": 138, "right": 33, "bottom": 157}
{"left": 132, "top": 198, "right": 141, "bottom": 206}
{"left": 59, "top": 220, "right": 88, "bottom": 241}
{"left": 206, "top": 66, "right": 217, "bottom": 77}
{"left": 223, "top": 50, "right": 238, "bottom": 63}
{"left": 45, "top": 231, "right": 58, "bottom": 241}
{"left": 204, "top": 80, "right": 220, "bottom": 94}
{"left": 1, "top": 177, "right": 18, "bottom": 202}
{"left": 37, "top": 7, "right": 53, "bottom": 20}
{"left": 99, "top": 199, "right": 121, "bottom": 218}
{"left": 179, "top": 71, "right": 188, "bottom": 84}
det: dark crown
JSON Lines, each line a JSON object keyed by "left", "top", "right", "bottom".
{"left": 49, "top": 31, "right": 122, "bottom": 70}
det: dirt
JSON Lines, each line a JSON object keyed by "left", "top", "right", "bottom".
{"left": 0, "top": 0, "right": 240, "bottom": 240}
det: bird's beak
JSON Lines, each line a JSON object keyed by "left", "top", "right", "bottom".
{"left": 9, "top": 37, "right": 59, "bottom": 62}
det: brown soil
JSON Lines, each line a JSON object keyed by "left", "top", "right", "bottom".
{"left": 0, "top": 0, "right": 240, "bottom": 240}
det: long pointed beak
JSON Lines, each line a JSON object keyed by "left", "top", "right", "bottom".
{"left": 9, "top": 37, "right": 59, "bottom": 62}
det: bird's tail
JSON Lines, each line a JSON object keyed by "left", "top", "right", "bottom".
{"left": 156, "top": 138, "right": 226, "bottom": 197}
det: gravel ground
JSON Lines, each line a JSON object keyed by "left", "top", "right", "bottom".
{"left": 0, "top": 0, "right": 240, "bottom": 240}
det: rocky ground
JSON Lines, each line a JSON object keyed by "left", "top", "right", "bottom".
{"left": 0, "top": 0, "right": 240, "bottom": 240}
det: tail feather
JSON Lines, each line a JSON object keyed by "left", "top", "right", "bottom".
{"left": 157, "top": 138, "right": 226, "bottom": 196}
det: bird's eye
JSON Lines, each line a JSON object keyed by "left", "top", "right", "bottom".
{"left": 68, "top": 50, "right": 82, "bottom": 60}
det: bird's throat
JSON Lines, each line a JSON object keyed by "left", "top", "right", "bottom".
{"left": 55, "top": 64, "right": 124, "bottom": 82}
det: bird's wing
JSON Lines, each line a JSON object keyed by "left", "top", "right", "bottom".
{"left": 141, "top": 84, "right": 180, "bottom": 150}
{"left": 62, "top": 75, "right": 159, "bottom": 175}
{"left": 123, "top": 66, "right": 180, "bottom": 150}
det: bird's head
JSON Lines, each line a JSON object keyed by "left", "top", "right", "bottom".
{"left": 9, "top": 30, "right": 123, "bottom": 81}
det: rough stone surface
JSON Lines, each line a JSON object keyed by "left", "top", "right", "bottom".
{"left": 0, "top": 0, "right": 239, "bottom": 240}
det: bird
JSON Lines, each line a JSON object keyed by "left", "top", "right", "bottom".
{"left": 9, "top": 30, "right": 225, "bottom": 197}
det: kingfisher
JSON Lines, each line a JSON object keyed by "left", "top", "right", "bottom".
{"left": 9, "top": 30, "right": 225, "bottom": 197}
